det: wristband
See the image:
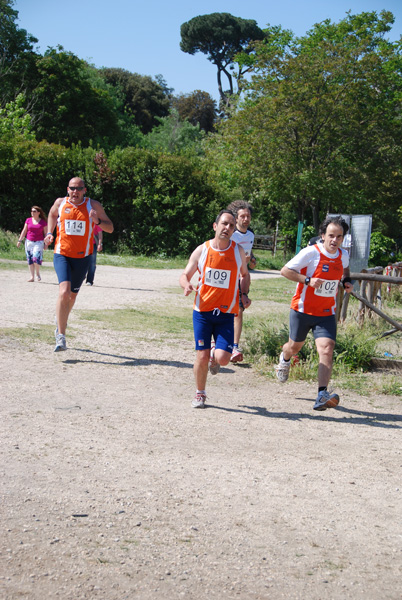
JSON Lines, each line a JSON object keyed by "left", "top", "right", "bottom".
{"left": 18, "top": 240, "right": 23, "bottom": 243}
{"left": 342, "top": 276, "right": 352, "bottom": 286}
{"left": 97, "top": 219, "right": 102, "bottom": 226}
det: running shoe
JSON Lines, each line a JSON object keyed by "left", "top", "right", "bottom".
{"left": 275, "top": 352, "right": 290, "bottom": 382}
{"left": 209, "top": 346, "right": 220, "bottom": 375}
{"left": 313, "top": 389, "right": 340, "bottom": 411}
{"left": 230, "top": 347, "right": 244, "bottom": 363}
{"left": 54, "top": 333, "right": 67, "bottom": 352}
{"left": 192, "top": 392, "right": 207, "bottom": 409}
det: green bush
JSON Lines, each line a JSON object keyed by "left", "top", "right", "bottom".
{"left": 369, "top": 232, "right": 395, "bottom": 267}
{"left": 0, "top": 138, "right": 224, "bottom": 257}
{"left": 245, "top": 320, "right": 378, "bottom": 374}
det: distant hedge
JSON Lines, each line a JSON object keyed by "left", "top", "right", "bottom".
{"left": 0, "top": 137, "right": 223, "bottom": 256}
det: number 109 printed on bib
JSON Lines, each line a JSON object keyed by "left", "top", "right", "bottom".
{"left": 205, "top": 268, "right": 231, "bottom": 289}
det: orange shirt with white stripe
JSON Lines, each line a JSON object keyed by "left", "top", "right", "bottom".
{"left": 194, "top": 240, "right": 242, "bottom": 314}
{"left": 287, "top": 244, "right": 349, "bottom": 316}
{"left": 54, "top": 197, "right": 95, "bottom": 258}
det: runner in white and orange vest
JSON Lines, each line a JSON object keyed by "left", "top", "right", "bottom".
{"left": 180, "top": 210, "right": 251, "bottom": 409}
{"left": 45, "top": 177, "right": 113, "bottom": 352}
{"left": 275, "top": 216, "right": 353, "bottom": 411}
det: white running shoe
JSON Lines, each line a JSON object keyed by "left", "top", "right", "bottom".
{"left": 275, "top": 352, "right": 290, "bottom": 382}
{"left": 209, "top": 346, "right": 220, "bottom": 375}
{"left": 192, "top": 392, "right": 207, "bottom": 409}
{"left": 54, "top": 333, "right": 67, "bottom": 352}
{"left": 230, "top": 347, "right": 244, "bottom": 363}
{"left": 313, "top": 389, "right": 340, "bottom": 411}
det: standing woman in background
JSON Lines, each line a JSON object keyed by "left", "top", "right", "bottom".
{"left": 17, "top": 206, "right": 48, "bottom": 282}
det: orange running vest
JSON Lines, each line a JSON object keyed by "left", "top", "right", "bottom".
{"left": 194, "top": 240, "right": 242, "bottom": 314}
{"left": 54, "top": 197, "right": 95, "bottom": 258}
{"left": 290, "top": 244, "right": 344, "bottom": 316}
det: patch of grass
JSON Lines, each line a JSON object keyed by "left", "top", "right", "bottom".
{"left": 96, "top": 253, "right": 188, "bottom": 270}
{"left": 0, "top": 324, "right": 57, "bottom": 344}
{"left": 77, "top": 306, "right": 193, "bottom": 338}
{"left": 248, "top": 277, "right": 295, "bottom": 304}
{"left": 244, "top": 317, "right": 402, "bottom": 396}
{"left": 252, "top": 249, "right": 288, "bottom": 271}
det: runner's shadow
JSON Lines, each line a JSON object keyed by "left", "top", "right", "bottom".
{"left": 62, "top": 348, "right": 193, "bottom": 369}
{"left": 209, "top": 402, "right": 401, "bottom": 429}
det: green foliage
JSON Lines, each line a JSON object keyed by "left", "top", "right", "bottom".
{"left": 333, "top": 326, "right": 377, "bottom": 371}
{"left": 100, "top": 68, "right": 170, "bottom": 135}
{"left": 0, "top": 0, "right": 38, "bottom": 104}
{"left": 0, "top": 93, "right": 34, "bottom": 139}
{"left": 0, "top": 228, "right": 17, "bottom": 252}
{"left": 300, "top": 225, "right": 317, "bottom": 248}
{"left": 369, "top": 232, "right": 396, "bottom": 266}
{"left": 206, "top": 11, "right": 402, "bottom": 237}
{"left": 173, "top": 90, "right": 217, "bottom": 133}
{"left": 245, "top": 320, "right": 379, "bottom": 377}
{"left": 30, "top": 48, "right": 121, "bottom": 147}
{"left": 0, "top": 136, "right": 96, "bottom": 232}
{"left": 143, "top": 110, "right": 205, "bottom": 155}
{"left": 105, "top": 147, "right": 222, "bottom": 255}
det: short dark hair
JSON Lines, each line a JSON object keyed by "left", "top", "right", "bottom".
{"left": 226, "top": 200, "right": 253, "bottom": 217}
{"left": 319, "top": 215, "right": 349, "bottom": 236}
{"left": 215, "top": 209, "right": 236, "bottom": 224}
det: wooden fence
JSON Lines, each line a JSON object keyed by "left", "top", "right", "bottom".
{"left": 253, "top": 234, "right": 289, "bottom": 255}
{"left": 337, "top": 262, "right": 402, "bottom": 336}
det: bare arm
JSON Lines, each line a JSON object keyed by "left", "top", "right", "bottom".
{"left": 44, "top": 198, "right": 63, "bottom": 246}
{"left": 179, "top": 245, "right": 202, "bottom": 296}
{"left": 342, "top": 266, "right": 353, "bottom": 294}
{"left": 89, "top": 200, "right": 114, "bottom": 234}
{"left": 281, "top": 265, "right": 353, "bottom": 293}
{"left": 281, "top": 265, "right": 324, "bottom": 289}
{"left": 97, "top": 229, "right": 103, "bottom": 252}
{"left": 16, "top": 223, "right": 28, "bottom": 246}
{"left": 239, "top": 247, "right": 251, "bottom": 309}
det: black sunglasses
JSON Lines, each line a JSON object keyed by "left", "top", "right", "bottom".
{"left": 69, "top": 186, "right": 84, "bottom": 191}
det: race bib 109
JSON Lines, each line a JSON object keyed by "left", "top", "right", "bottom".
{"left": 65, "top": 220, "right": 86, "bottom": 236}
{"left": 205, "top": 268, "right": 231, "bottom": 289}
{"left": 314, "top": 279, "right": 339, "bottom": 297}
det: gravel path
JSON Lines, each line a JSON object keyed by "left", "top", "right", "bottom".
{"left": 1, "top": 262, "right": 401, "bottom": 599}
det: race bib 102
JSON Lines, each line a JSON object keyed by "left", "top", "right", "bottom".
{"left": 314, "top": 279, "right": 339, "bottom": 297}
{"left": 205, "top": 268, "right": 231, "bottom": 289}
{"left": 65, "top": 220, "right": 86, "bottom": 236}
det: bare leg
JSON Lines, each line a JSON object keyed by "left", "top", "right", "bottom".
{"left": 315, "top": 337, "right": 335, "bottom": 388}
{"left": 34, "top": 263, "right": 41, "bottom": 280}
{"left": 194, "top": 349, "right": 210, "bottom": 391}
{"left": 233, "top": 309, "right": 243, "bottom": 346}
{"left": 27, "top": 264, "right": 34, "bottom": 282}
{"left": 281, "top": 338, "right": 305, "bottom": 361}
{"left": 56, "top": 282, "right": 78, "bottom": 335}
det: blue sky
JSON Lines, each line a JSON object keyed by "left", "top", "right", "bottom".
{"left": 14, "top": 0, "right": 402, "bottom": 103}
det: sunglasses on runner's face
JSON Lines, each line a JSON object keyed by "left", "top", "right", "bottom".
{"left": 69, "top": 186, "right": 84, "bottom": 191}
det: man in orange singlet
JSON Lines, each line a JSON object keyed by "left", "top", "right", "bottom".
{"left": 275, "top": 216, "right": 353, "bottom": 411}
{"left": 180, "top": 210, "right": 251, "bottom": 409}
{"left": 45, "top": 177, "right": 114, "bottom": 352}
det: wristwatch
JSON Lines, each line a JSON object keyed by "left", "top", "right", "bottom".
{"left": 304, "top": 277, "right": 311, "bottom": 286}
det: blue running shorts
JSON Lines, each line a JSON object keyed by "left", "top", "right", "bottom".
{"left": 193, "top": 310, "right": 235, "bottom": 352}
{"left": 53, "top": 253, "right": 91, "bottom": 294}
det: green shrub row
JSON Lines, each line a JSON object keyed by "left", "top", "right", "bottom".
{"left": 0, "top": 137, "right": 223, "bottom": 256}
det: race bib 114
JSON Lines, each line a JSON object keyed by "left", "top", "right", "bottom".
{"left": 65, "top": 220, "right": 86, "bottom": 236}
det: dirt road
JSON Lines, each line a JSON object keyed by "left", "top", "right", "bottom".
{"left": 1, "top": 262, "right": 401, "bottom": 599}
